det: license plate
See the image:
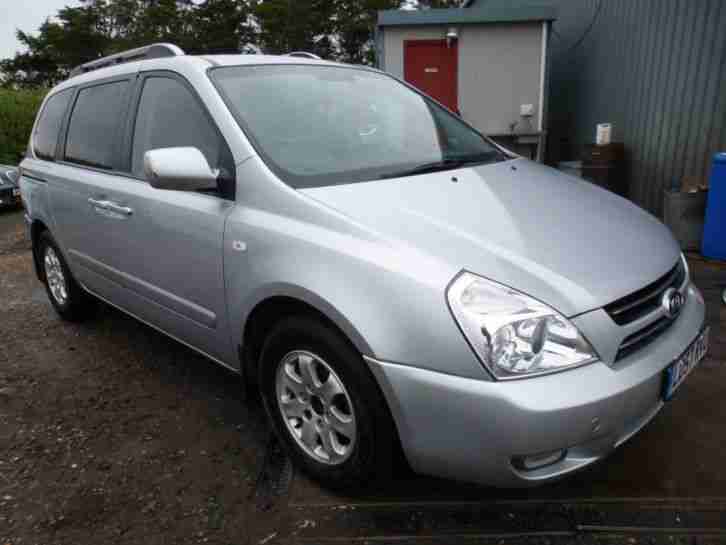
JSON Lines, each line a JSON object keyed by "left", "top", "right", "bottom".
{"left": 663, "top": 327, "right": 709, "bottom": 400}
{"left": 12, "top": 188, "right": 20, "bottom": 197}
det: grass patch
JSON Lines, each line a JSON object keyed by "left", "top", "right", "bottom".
{"left": 0, "top": 88, "right": 46, "bottom": 165}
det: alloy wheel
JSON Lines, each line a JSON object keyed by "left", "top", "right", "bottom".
{"left": 44, "top": 246, "right": 68, "bottom": 306}
{"left": 275, "top": 350, "right": 356, "bottom": 465}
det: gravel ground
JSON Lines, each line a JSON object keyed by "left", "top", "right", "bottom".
{"left": 1, "top": 209, "right": 269, "bottom": 545}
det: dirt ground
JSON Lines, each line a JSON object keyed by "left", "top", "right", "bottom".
{"left": 1, "top": 209, "right": 269, "bottom": 544}
{"left": 2, "top": 206, "right": 726, "bottom": 545}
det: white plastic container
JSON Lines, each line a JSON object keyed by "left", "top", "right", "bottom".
{"left": 596, "top": 123, "right": 612, "bottom": 146}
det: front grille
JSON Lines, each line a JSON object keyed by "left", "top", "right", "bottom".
{"left": 606, "top": 259, "right": 687, "bottom": 362}
{"left": 615, "top": 316, "right": 674, "bottom": 361}
{"left": 604, "top": 260, "right": 686, "bottom": 326}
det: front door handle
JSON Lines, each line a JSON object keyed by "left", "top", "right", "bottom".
{"left": 88, "top": 197, "right": 109, "bottom": 210}
{"left": 88, "top": 198, "right": 133, "bottom": 216}
{"left": 105, "top": 202, "right": 133, "bottom": 216}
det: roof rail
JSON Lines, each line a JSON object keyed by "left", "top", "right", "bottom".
{"left": 286, "top": 51, "right": 321, "bottom": 60}
{"left": 70, "top": 43, "right": 184, "bottom": 77}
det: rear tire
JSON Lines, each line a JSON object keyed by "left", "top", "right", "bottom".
{"left": 258, "top": 315, "right": 396, "bottom": 490}
{"left": 38, "top": 231, "right": 95, "bottom": 322}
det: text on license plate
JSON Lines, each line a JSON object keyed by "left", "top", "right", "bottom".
{"left": 663, "top": 327, "right": 709, "bottom": 400}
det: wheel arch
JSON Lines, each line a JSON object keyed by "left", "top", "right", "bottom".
{"left": 30, "top": 219, "right": 50, "bottom": 281}
{"left": 239, "top": 288, "right": 374, "bottom": 390}
{"left": 240, "top": 291, "right": 407, "bottom": 467}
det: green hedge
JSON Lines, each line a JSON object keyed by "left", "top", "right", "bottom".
{"left": 0, "top": 88, "right": 47, "bottom": 165}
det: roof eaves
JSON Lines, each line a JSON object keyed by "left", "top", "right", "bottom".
{"left": 378, "top": 6, "right": 557, "bottom": 27}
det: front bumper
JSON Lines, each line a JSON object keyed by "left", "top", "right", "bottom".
{"left": 366, "top": 283, "right": 706, "bottom": 487}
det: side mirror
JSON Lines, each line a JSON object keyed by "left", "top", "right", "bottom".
{"left": 143, "top": 147, "right": 219, "bottom": 192}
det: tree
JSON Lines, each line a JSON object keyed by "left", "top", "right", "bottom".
{"left": 0, "top": 88, "right": 46, "bottom": 163}
{"left": 252, "top": 0, "right": 404, "bottom": 64}
{"left": 190, "top": 0, "right": 255, "bottom": 54}
{"left": 254, "top": 0, "right": 337, "bottom": 57}
{"left": 0, "top": 0, "right": 412, "bottom": 87}
{"left": 0, "top": 0, "right": 255, "bottom": 87}
{"left": 334, "top": 0, "right": 402, "bottom": 65}
{"left": 1, "top": 2, "right": 110, "bottom": 87}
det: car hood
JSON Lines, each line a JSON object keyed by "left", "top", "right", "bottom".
{"left": 300, "top": 159, "right": 681, "bottom": 317}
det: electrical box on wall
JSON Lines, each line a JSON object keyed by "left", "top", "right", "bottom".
{"left": 520, "top": 104, "right": 535, "bottom": 117}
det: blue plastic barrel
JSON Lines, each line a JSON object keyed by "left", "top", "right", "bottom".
{"left": 701, "top": 152, "right": 726, "bottom": 260}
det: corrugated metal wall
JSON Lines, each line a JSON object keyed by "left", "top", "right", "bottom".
{"left": 547, "top": 0, "right": 726, "bottom": 216}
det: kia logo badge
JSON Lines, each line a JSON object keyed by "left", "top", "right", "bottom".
{"left": 662, "top": 288, "right": 685, "bottom": 319}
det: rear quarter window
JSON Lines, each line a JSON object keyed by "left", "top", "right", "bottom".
{"left": 32, "top": 89, "right": 73, "bottom": 161}
{"left": 65, "top": 80, "right": 129, "bottom": 169}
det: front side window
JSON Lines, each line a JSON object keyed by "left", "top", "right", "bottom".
{"left": 131, "top": 76, "right": 234, "bottom": 198}
{"left": 210, "top": 65, "right": 505, "bottom": 189}
{"left": 65, "top": 80, "right": 129, "bottom": 169}
{"left": 33, "top": 89, "right": 73, "bottom": 161}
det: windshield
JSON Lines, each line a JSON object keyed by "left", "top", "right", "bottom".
{"left": 210, "top": 65, "right": 506, "bottom": 189}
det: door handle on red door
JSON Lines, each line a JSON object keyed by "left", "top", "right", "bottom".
{"left": 88, "top": 198, "right": 133, "bottom": 216}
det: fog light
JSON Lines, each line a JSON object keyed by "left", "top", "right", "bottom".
{"left": 512, "top": 449, "right": 566, "bottom": 471}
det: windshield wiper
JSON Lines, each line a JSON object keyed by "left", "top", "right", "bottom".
{"left": 379, "top": 152, "right": 502, "bottom": 180}
{"left": 379, "top": 159, "right": 466, "bottom": 179}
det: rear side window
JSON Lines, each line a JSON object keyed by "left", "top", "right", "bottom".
{"left": 33, "top": 89, "right": 73, "bottom": 161}
{"left": 65, "top": 80, "right": 128, "bottom": 169}
{"left": 131, "top": 77, "right": 234, "bottom": 188}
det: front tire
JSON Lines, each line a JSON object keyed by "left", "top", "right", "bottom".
{"left": 38, "top": 231, "right": 94, "bottom": 321}
{"left": 259, "top": 315, "right": 396, "bottom": 490}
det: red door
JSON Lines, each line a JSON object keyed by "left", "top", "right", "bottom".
{"left": 403, "top": 39, "right": 458, "bottom": 113}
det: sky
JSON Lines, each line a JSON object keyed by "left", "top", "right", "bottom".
{"left": 0, "top": 0, "right": 79, "bottom": 60}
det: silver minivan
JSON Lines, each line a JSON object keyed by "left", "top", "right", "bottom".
{"left": 20, "top": 44, "right": 708, "bottom": 489}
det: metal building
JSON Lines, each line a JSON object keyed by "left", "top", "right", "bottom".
{"left": 544, "top": 0, "right": 726, "bottom": 216}
{"left": 379, "top": 0, "right": 726, "bottom": 216}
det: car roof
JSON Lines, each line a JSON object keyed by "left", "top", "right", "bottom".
{"left": 50, "top": 53, "right": 362, "bottom": 97}
{"left": 201, "top": 54, "right": 347, "bottom": 67}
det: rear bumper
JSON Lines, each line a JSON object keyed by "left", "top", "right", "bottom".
{"left": 366, "top": 283, "right": 706, "bottom": 487}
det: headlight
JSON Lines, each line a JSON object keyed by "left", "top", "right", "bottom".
{"left": 447, "top": 272, "right": 598, "bottom": 379}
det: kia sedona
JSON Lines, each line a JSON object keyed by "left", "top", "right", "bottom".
{"left": 19, "top": 44, "right": 707, "bottom": 489}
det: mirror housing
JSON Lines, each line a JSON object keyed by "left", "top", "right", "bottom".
{"left": 143, "top": 147, "right": 219, "bottom": 191}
